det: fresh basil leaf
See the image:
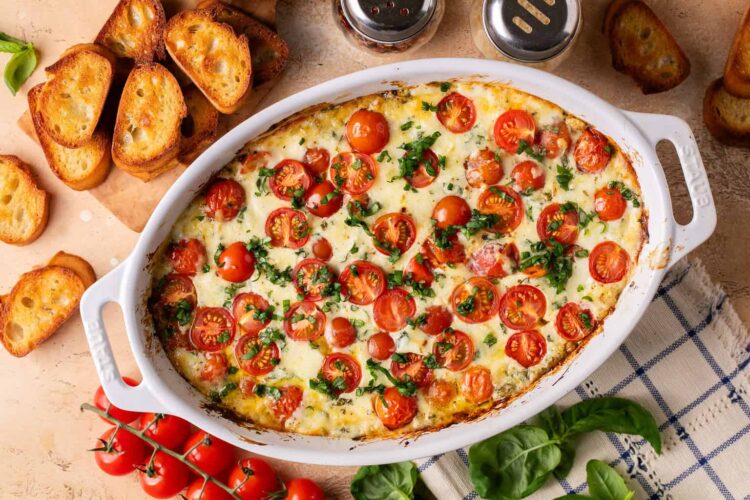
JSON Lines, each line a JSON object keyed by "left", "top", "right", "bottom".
{"left": 534, "top": 406, "right": 575, "bottom": 479}
{"left": 468, "top": 425, "right": 561, "bottom": 499}
{"left": 4, "top": 46, "right": 37, "bottom": 96}
{"left": 585, "top": 459, "right": 634, "bottom": 500}
{"left": 553, "top": 440, "right": 576, "bottom": 480}
{"left": 351, "top": 462, "right": 419, "bottom": 500}
{"left": 554, "top": 495, "right": 592, "bottom": 500}
{"left": 535, "top": 405, "right": 566, "bottom": 437}
{"left": 0, "top": 32, "right": 27, "bottom": 53}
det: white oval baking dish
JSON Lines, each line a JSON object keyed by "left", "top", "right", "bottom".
{"left": 81, "top": 58, "right": 716, "bottom": 466}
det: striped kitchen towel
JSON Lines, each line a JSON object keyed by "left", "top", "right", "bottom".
{"left": 418, "top": 259, "right": 750, "bottom": 499}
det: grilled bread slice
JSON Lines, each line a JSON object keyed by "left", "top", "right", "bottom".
{"left": 196, "top": 0, "right": 277, "bottom": 27}
{"left": 0, "top": 266, "right": 85, "bottom": 357}
{"left": 704, "top": 78, "right": 750, "bottom": 148}
{"left": 724, "top": 4, "right": 750, "bottom": 98}
{"left": 604, "top": 0, "right": 690, "bottom": 94}
{"left": 179, "top": 86, "right": 219, "bottom": 164}
{"left": 164, "top": 8, "right": 253, "bottom": 113}
{"left": 47, "top": 251, "right": 97, "bottom": 289}
{"left": 0, "top": 155, "right": 49, "bottom": 245}
{"left": 112, "top": 63, "right": 187, "bottom": 177}
{"left": 28, "top": 85, "right": 111, "bottom": 191}
{"left": 34, "top": 44, "right": 115, "bottom": 148}
{"left": 95, "top": 0, "right": 166, "bottom": 62}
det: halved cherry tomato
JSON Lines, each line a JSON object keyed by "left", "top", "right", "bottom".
{"left": 464, "top": 148, "right": 504, "bottom": 187}
{"left": 404, "top": 253, "right": 433, "bottom": 286}
{"left": 494, "top": 110, "right": 536, "bottom": 154}
{"left": 426, "top": 379, "right": 456, "bottom": 406}
{"left": 139, "top": 413, "right": 191, "bottom": 450}
{"left": 419, "top": 305, "right": 453, "bottom": 335}
{"left": 304, "top": 147, "right": 330, "bottom": 177}
{"left": 574, "top": 128, "right": 611, "bottom": 173}
{"left": 374, "top": 386, "right": 418, "bottom": 430}
{"left": 265, "top": 208, "right": 310, "bottom": 249}
{"left": 285, "top": 478, "right": 326, "bottom": 500}
{"left": 594, "top": 186, "right": 627, "bottom": 221}
{"left": 372, "top": 213, "right": 417, "bottom": 256}
{"left": 391, "top": 352, "right": 433, "bottom": 388}
{"left": 432, "top": 195, "right": 471, "bottom": 229}
{"left": 499, "top": 284, "right": 547, "bottom": 330}
{"left": 200, "top": 352, "right": 228, "bottom": 382}
{"left": 293, "top": 258, "right": 335, "bottom": 301}
{"left": 94, "top": 427, "right": 148, "bottom": 476}
{"left": 433, "top": 330, "right": 475, "bottom": 371}
{"left": 477, "top": 186, "right": 524, "bottom": 233}
{"left": 169, "top": 239, "right": 207, "bottom": 276}
{"left": 186, "top": 479, "right": 233, "bottom": 500}
{"left": 523, "top": 264, "right": 547, "bottom": 278}
{"left": 190, "top": 308, "right": 235, "bottom": 351}
{"left": 327, "top": 316, "right": 357, "bottom": 348}
{"left": 240, "top": 150, "right": 270, "bottom": 174}
{"left": 321, "top": 353, "right": 362, "bottom": 394}
{"left": 589, "top": 241, "right": 630, "bottom": 283}
{"left": 450, "top": 277, "right": 500, "bottom": 324}
{"left": 270, "top": 159, "right": 312, "bottom": 201}
{"left": 239, "top": 378, "right": 256, "bottom": 397}
{"left": 367, "top": 332, "right": 396, "bottom": 360}
{"left": 228, "top": 458, "right": 281, "bottom": 500}
{"left": 139, "top": 451, "right": 191, "bottom": 499}
{"left": 437, "top": 92, "right": 476, "bottom": 133}
{"left": 267, "top": 386, "right": 303, "bottom": 421}
{"left": 94, "top": 376, "right": 142, "bottom": 424}
{"left": 312, "top": 237, "right": 333, "bottom": 261}
{"left": 555, "top": 303, "right": 597, "bottom": 341}
{"left": 505, "top": 330, "right": 547, "bottom": 368}
{"left": 217, "top": 242, "right": 255, "bottom": 283}
{"left": 537, "top": 203, "right": 579, "bottom": 245}
{"left": 511, "top": 160, "right": 546, "bottom": 192}
{"left": 422, "top": 234, "right": 466, "bottom": 266}
{"left": 205, "top": 178, "right": 245, "bottom": 221}
{"left": 539, "top": 122, "right": 571, "bottom": 159}
{"left": 461, "top": 365, "right": 493, "bottom": 403}
{"left": 233, "top": 293, "right": 272, "bottom": 335}
{"left": 405, "top": 148, "right": 440, "bottom": 188}
{"left": 373, "top": 288, "right": 416, "bottom": 332}
{"left": 329, "top": 152, "right": 378, "bottom": 195}
{"left": 468, "top": 242, "right": 519, "bottom": 278}
{"left": 235, "top": 335, "right": 280, "bottom": 376}
{"left": 346, "top": 109, "right": 390, "bottom": 154}
{"left": 284, "top": 301, "right": 326, "bottom": 341}
{"left": 304, "top": 181, "right": 343, "bottom": 218}
{"left": 339, "top": 261, "right": 386, "bottom": 305}
{"left": 183, "top": 431, "right": 235, "bottom": 477}
{"left": 154, "top": 275, "right": 197, "bottom": 313}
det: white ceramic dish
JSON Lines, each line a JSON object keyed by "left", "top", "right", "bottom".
{"left": 81, "top": 58, "right": 716, "bottom": 466}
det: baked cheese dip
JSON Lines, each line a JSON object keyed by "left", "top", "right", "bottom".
{"left": 148, "top": 81, "right": 646, "bottom": 439}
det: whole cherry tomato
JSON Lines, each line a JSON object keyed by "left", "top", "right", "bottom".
{"left": 138, "top": 451, "right": 191, "bottom": 499}
{"left": 228, "top": 458, "right": 281, "bottom": 500}
{"left": 93, "top": 376, "right": 142, "bottom": 424}
{"left": 94, "top": 427, "right": 148, "bottom": 476}
{"left": 138, "top": 413, "right": 192, "bottom": 451}
{"left": 285, "top": 478, "right": 325, "bottom": 500}
{"left": 183, "top": 431, "right": 235, "bottom": 476}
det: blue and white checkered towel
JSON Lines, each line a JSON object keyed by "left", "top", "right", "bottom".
{"left": 418, "top": 259, "right": 750, "bottom": 499}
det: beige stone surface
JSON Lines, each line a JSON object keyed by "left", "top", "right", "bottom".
{"left": 0, "top": 0, "right": 748, "bottom": 498}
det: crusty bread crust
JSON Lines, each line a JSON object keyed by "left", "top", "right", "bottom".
{"left": 724, "top": 4, "right": 750, "bottom": 98}
{"left": 0, "top": 155, "right": 49, "bottom": 246}
{"left": 197, "top": 0, "right": 277, "bottom": 27}
{"left": 96, "top": 0, "right": 167, "bottom": 62}
{"left": 703, "top": 78, "right": 750, "bottom": 149}
{"left": 47, "top": 251, "right": 97, "bottom": 289}
{"left": 179, "top": 85, "right": 219, "bottom": 164}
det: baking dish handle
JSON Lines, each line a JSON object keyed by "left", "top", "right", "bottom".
{"left": 80, "top": 263, "right": 168, "bottom": 414}
{"left": 624, "top": 112, "right": 716, "bottom": 267}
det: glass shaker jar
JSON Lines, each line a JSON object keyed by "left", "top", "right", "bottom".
{"left": 333, "top": 0, "right": 445, "bottom": 56}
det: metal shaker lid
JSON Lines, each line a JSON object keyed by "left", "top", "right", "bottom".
{"left": 483, "top": 0, "right": 580, "bottom": 62}
{"left": 340, "top": 0, "right": 438, "bottom": 43}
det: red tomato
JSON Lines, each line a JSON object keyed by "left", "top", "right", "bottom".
{"left": 339, "top": 260, "right": 386, "bottom": 305}
{"left": 267, "top": 386, "right": 303, "bottom": 421}
{"left": 152, "top": 275, "right": 197, "bottom": 329}
{"left": 169, "top": 239, "right": 207, "bottom": 276}
{"left": 373, "top": 288, "right": 416, "bottom": 332}
{"left": 205, "top": 179, "right": 245, "bottom": 221}
{"left": 233, "top": 293, "right": 272, "bottom": 335}
{"left": 190, "top": 308, "right": 235, "bottom": 351}
{"left": 505, "top": 330, "right": 547, "bottom": 368}
{"left": 240, "top": 151, "right": 270, "bottom": 174}
{"left": 327, "top": 317, "right": 357, "bottom": 348}
{"left": 94, "top": 427, "right": 148, "bottom": 476}
{"left": 321, "top": 353, "right": 362, "bottom": 393}
{"left": 477, "top": 186, "right": 524, "bottom": 234}
{"left": 200, "top": 352, "right": 228, "bottom": 382}
{"left": 217, "top": 242, "right": 255, "bottom": 282}
{"left": 556, "top": 303, "right": 597, "bottom": 341}
{"left": 537, "top": 203, "right": 579, "bottom": 245}
{"left": 589, "top": 241, "right": 630, "bottom": 283}
{"left": 450, "top": 277, "right": 500, "bottom": 324}
{"left": 539, "top": 122, "right": 571, "bottom": 159}
{"left": 499, "top": 284, "right": 547, "bottom": 330}
{"left": 468, "top": 242, "right": 519, "bottom": 279}
{"left": 185, "top": 479, "right": 233, "bottom": 500}
{"left": 284, "top": 301, "right": 326, "bottom": 341}
{"left": 239, "top": 378, "right": 256, "bottom": 397}
{"left": 374, "top": 386, "right": 418, "bottom": 430}
{"left": 227, "top": 458, "right": 281, "bottom": 500}
{"left": 436, "top": 92, "right": 477, "bottom": 133}
{"left": 574, "top": 128, "right": 611, "bottom": 173}
{"left": 432, "top": 195, "right": 471, "bottom": 229}
{"left": 404, "top": 253, "right": 433, "bottom": 286}
{"left": 183, "top": 431, "right": 235, "bottom": 477}
{"left": 293, "top": 258, "right": 335, "bottom": 301}
{"left": 422, "top": 234, "right": 466, "bottom": 266}
{"left": 372, "top": 213, "right": 417, "bottom": 256}
{"left": 426, "top": 379, "right": 456, "bottom": 406}
{"left": 464, "top": 148, "right": 503, "bottom": 187}
{"left": 433, "top": 330, "right": 475, "bottom": 371}
{"left": 511, "top": 160, "right": 546, "bottom": 192}
{"left": 138, "top": 451, "right": 191, "bottom": 499}
{"left": 235, "top": 335, "right": 280, "bottom": 376}
{"left": 94, "top": 376, "right": 142, "bottom": 424}
{"left": 494, "top": 110, "right": 536, "bottom": 154}
{"left": 304, "top": 181, "right": 343, "bottom": 218}
{"left": 312, "top": 237, "right": 333, "bottom": 261}
{"left": 265, "top": 208, "right": 311, "bottom": 249}
{"left": 346, "top": 109, "right": 390, "bottom": 154}
{"left": 405, "top": 148, "right": 440, "bottom": 188}
{"left": 461, "top": 365, "right": 493, "bottom": 403}
{"left": 419, "top": 305, "right": 453, "bottom": 335}
{"left": 139, "top": 413, "right": 191, "bottom": 450}
{"left": 367, "top": 332, "right": 396, "bottom": 360}
{"left": 594, "top": 186, "right": 627, "bottom": 221}
{"left": 303, "top": 147, "right": 330, "bottom": 177}
{"left": 391, "top": 352, "right": 433, "bottom": 388}
{"left": 329, "top": 152, "right": 378, "bottom": 195}
{"left": 285, "top": 478, "right": 325, "bottom": 500}
{"left": 270, "top": 159, "right": 312, "bottom": 201}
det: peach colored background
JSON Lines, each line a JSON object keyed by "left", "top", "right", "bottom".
{"left": 1, "top": 0, "right": 748, "bottom": 498}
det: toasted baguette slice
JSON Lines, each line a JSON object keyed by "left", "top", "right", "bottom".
{"left": 28, "top": 85, "right": 111, "bottom": 190}
{"left": 605, "top": 0, "right": 690, "bottom": 94}
{"left": 35, "top": 44, "right": 115, "bottom": 148}
{"left": 95, "top": 0, "right": 166, "bottom": 62}
{"left": 164, "top": 8, "right": 253, "bottom": 113}
{"left": 724, "top": 4, "right": 750, "bottom": 98}
{"left": 1, "top": 266, "right": 85, "bottom": 357}
{"left": 179, "top": 86, "right": 219, "bottom": 164}
{"left": 703, "top": 78, "right": 750, "bottom": 148}
{"left": 196, "top": 0, "right": 277, "bottom": 27}
{"left": 48, "top": 251, "right": 97, "bottom": 289}
{"left": 112, "top": 63, "right": 187, "bottom": 177}
{"left": 0, "top": 155, "right": 49, "bottom": 245}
